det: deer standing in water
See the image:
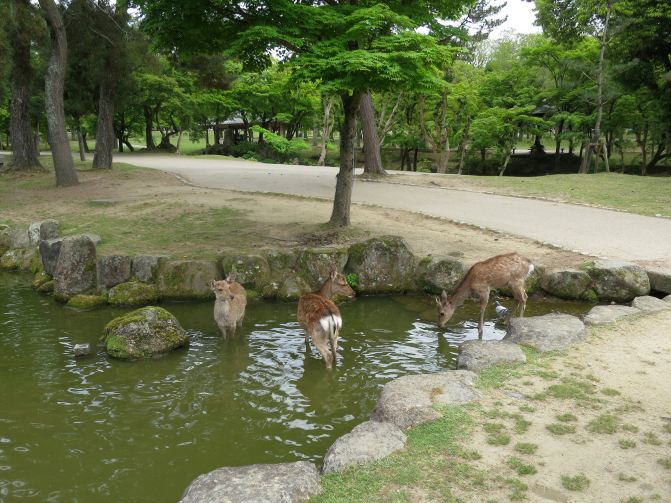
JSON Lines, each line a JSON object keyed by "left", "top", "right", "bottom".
{"left": 436, "top": 253, "right": 534, "bottom": 339}
{"left": 297, "top": 265, "right": 355, "bottom": 369}
{"left": 210, "top": 274, "right": 247, "bottom": 338}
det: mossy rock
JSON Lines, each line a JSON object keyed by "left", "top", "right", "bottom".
{"left": 583, "top": 260, "right": 650, "bottom": 302}
{"left": 219, "top": 254, "right": 270, "bottom": 288}
{"left": 67, "top": 294, "right": 108, "bottom": 309}
{"left": 0, "top": 248, "right": 38, "bottom": 271}
{"left": 0, "top": 225, "right": 11, "bottom": 256}
{"left": 36, "top": 280, "right": 54, "bottom": 294}
{"left": 53, "top": 235, "right": 97, "bottom": 301}
{"left": 108, "top": 281, "right": 160, "bottom": 307}
{"left": 156, "top": 260, "right": 220, "bottom": 300}
{"left": 295, "top": 247, "right": 349, "bottom": 289}
{"left": 539, "top": 268, "right": 592, "bottom": 300}
{"left": 345, "top": 236, "right": 418, "bottom": 293}
{"left": 417, "top": 256, "right": 467, "bottom": 294}
{"left": 101, "top": 306, "right": 188, "bottom": 360}
{"left": 32, "top": 271, "right": 53, "bottom": 290}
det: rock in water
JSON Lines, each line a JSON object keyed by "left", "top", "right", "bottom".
{"left": 504, "top": 313, "right": 586, "bottom": 352}
{"left": 53, "top": 235, "right": 97, "bottom": 301}
{"left": 97, "top": 255, "right": 132, "bottom": 289}
{"left": 180, "top": 461, "right": 321, "bottom": 503}
{"left": 101, "top": 306, "right": 188, "bottom": 359}
{"left": 73, "top": 343, "right": 91, "bottom": 357}
{"left": 539, "top": 268, "right": 592, "bottom": 300}
{"left": 345, "top": 236, "right": 417, "bottom": 293}
{"left": 584, "top": 260, "right": 650, "bottom": 302}
{"left": 457, "top": 340, "right": 526, "bottom": 372}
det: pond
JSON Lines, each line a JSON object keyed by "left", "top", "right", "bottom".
{"left": 0, "top": 272, "right": 590, "bottom": 502}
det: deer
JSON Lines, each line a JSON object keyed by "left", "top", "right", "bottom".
{"left": 297, "top": 265, "right": 355, "bottom": 369}
{"left": 210, "top": 274, "right": 247, "bottom": 338}
{"left": 436, "top": 252, "right": 534, "bottom": 339}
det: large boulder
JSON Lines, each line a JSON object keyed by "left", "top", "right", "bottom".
{"left": 322, "top": 420, "right": 406, "bottom": 474}
{"left": 345, "top": 236, "right": 417, "bottom": 293}
{"left": 504, "top": 313, "right": 586, "bottom": 352}
{"left": 53, "top": 235, "right": 97, "bottom": 301}
{"left": 180, "top": 461, "right": 321, "bottom": 503}
{"left": 295, "top": 248, "right": 349, "bottom": 288}
{"left": 539, "top": 268, "right": 593, "bottom": 300}
{"left": 97, "top": 255, "right": 132, "bottom": 289}
{"left": 108, "top": 281, "right": 160, "bottom": 306}
{"left": 371, "top": 371, "right": 479, "bottom": 430}
{"left": 584, "top": 260, "right": 650, "bottom": 302}
{"left": 132, "top": 254, "right": 167, "bottom": 283}
{"left": 101, "top": 306, "right": 188, "bottom": 359}
{"left": 647, "top": 269, "right": 671, "bottom": 295}
{"left": 631, "top": 296, "right": 670, "bottom": 312}
{"left": 156, "top": 260, "right": 220, "bottom": 300}
{"left": 457, "top": 340, "right": 526, "bottom": 372}
{"left": 39, "top": 238, "right": 63, "bottom": 276}
{"left": 418, "top": 256, "right": 467, "bottom": 294}
{"left": 583, "top": 305, "right": 640, "bottom": 326}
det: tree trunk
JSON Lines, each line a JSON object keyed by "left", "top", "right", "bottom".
{"left": 175, "top": 129, "right": 184, "bottom": 153}
{"left": 399, "top": 147, "right": 407, "bottom": 171}
{"left": 8, "top": 0, "right": 42, "bottom": 171}
{"left": 92, "top": 74, "right": 114, "bottom": 169}
{"left": 360, "top": 92, "right": 386, "bottom": 175}
{"left": 554, "top": 119, "right": 563, "bottom": 171}
{"left": 143, "top": 104, "right": 156, "bottom": 150}
{"left": 413, "top": 148, "right": 419, "bottom": 171}
{"left": 579, "top": 2, "right": 611, "bottom": 174}
{"left": 39, "top": 0, "right": 78, "bottom": 186}
{"left": 329, "top": 93, "right": 362, "bottom": 227}
{"left": 318, "top": 98, "right": 334, "bottom": 166}
{"left": 74, "top": 116, "right": 86, "bottom": 161}
{"left": 457, "top": 116, "right": 471, "bottom": 175}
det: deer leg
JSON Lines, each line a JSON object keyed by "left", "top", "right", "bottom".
{"left": 312, "top": 331, "right": 334, "bottom": 370}
{"left": 511, "top": 282, "right": 528, "bottom": 319}
{"left": 478, "top": 289, "right": 490, "bottom": 339}
{"left": 330, "top": 334, "right": 338, "bottom": 368}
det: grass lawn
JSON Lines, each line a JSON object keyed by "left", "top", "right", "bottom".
{"left": 396, "top": 172, "right": 671, "bottom": 218}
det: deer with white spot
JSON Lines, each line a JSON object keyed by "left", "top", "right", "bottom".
{"left": 297, "top": 265, "right": 355, "bottom": 369}
{"left": 436, "top": 253, "right": 534, "bottom": 338}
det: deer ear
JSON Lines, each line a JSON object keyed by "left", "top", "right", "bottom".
{"left": 435, "top": 296, "right": 441, "bottom": 307}
{"left": 330, "top": 264, "right": 338, "bottom": 280}
{"left": 226, "top": 272, "right": 236, "bottom": 283}
{"left": 440, "top": 290, "right": 448, "bottom": 302}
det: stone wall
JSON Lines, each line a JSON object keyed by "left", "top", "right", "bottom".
{"left": 0, "top": 221, "right": 663, "bottom": 308}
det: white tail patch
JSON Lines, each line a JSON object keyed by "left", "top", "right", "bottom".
{"left": 319, "top": 314, "right": 342, "bottom": 338}
{"left": 527, "top": 263, "right": 535, "bottom": 277}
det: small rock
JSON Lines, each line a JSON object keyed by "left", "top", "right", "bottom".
{"left": 53, "top": 235, "right": 97, "bottom": 301}
{"left": 583, "top": 305, "right": 640, "bottom": 326}
{"left": 67, "top": 294, "right": 108, "bottom": 309}
{"left": 39, "top": 238, "right": 63, "bottom": 276}
{"left": 73, "top": 343, "right": 91, "bottom": 357}
{"left": 97, "top": 255, "right": 132, "bottom": 289}
{"left": 646, "top": 269, "right": 671, "bottom": 295}
{"left": 132, "top": 254, "right": 167, "bottom": 283}
{"left": 322, "top": 420, "right": 406, "bottom": 474}
{"left": 39, "top": 220, "right": 59, "bottom": 241}
{"left": 180, "top": 461, "right": 321, "bottom": 503}
{"left": 10, "top": 228, "right": 30, "bottom": 249}
{"left": 504, "top": 313, "right": 586, "bottom": 352}
{"left": 371, "top": 371, "right": 479, "bottom": 430}
{"left": 82, "top": 233, "right": 102, "bottom": 245}
{"left": 631, "top": 296, "right": 670, "bottom": 312}
{"left": 457, "top": 340, "right": 526, "bottom": 372}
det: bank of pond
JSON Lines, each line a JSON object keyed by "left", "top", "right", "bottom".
{"left": 0, "top": 271, "right": 591, "bottom": 502}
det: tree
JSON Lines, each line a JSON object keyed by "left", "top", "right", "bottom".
{"left": 39, "top": 0, "right": 78, "bottom": 186}
{"left": 7, "top": 0, "right": 43, "bottom": 171}
{"left": 137, "top": 0, "right": 466, "bottom": 227}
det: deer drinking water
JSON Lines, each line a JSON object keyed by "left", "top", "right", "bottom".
{"left": 297, "top": 265, "right": 355, "bottom": 369}
{"left": 211, "top": 275, "right": 247, "bottom": 337}
{"left": 436, "top": 253, "right": 534, "bottom": 339}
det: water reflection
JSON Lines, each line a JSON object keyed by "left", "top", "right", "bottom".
{"left": 0, "top": 272, "right": 590, "bottom": 502}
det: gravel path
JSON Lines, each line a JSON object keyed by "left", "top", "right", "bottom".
{"left": 120, "top": 153, "right": 671, "bottom": 270}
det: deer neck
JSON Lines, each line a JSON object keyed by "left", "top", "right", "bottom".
{"left": 451, "top": 280, "right": 472, "bottom": 307}
{"left": 317, "top": 279, "right": 334, "bottom": 299}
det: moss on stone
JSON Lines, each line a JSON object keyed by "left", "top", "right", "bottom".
{"left": 32, "top": 271, "right": 53, "bottom": 289}
{"left": 108, "top": 281, "right": 159, "bottom": 306}
{"left": 580, "top": 289, "right": 599, "bottom": 303}
{"left": 155, "top": 260, "right": 219, "bottom": 300}
{"left": 67, "top": 294, "right": 108, "bottom": 309}
{"left": 36, "top": 280, "right": 54, "bottom": 294}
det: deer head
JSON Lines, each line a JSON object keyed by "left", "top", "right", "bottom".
{"left": 323, "top": 265, "right": 355, "bottom": 299}
{"left": 436, "top": 289, "right": 456, "bottom": 328}
{"left": 210, "top": 279, "right": 235, "bottom": 301}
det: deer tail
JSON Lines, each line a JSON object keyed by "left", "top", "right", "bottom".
{"left": 319, "top": 313, "right": 342, "bottom": 344}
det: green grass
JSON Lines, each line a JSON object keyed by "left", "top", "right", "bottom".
{"left": 487, "top": 432, "right": 511, "bottom": 446}
{"left": 503, "top": 477, "right": 528, "bottom": 501}
{"left": 618, "top": 439, "right": 636, "bottom": 449}
{"left": 662, "top": 423, "right": 671, "bottom": 434}
{"left": 622, "top": 424, "right": 639, "bottom": 433}
{"left": 600, "top": 387, "right": 621, "bottom": 396}
{"left": 506, "top": 457, "right": 537, "bottom": 476}
{"left": 560, "top": 473, "right": 590, "bottom": 491}
{"left": 514, "top": 442, "right": 538, "bottom": 455}
{"left": 546, "top": 423, "right": 576, "bottom": 435}
{"left": 618, "top": 473, "right": 637, "bottom": 482}
{"left": 657, "top": 457, "right": 671, "bottom": 469}
{"left": 586, "top": 414, "right": 619, "bottom": 434}
{"left": 556, "top": 413, "right": 578, "bottom": 422}
{"left": 623, "top": 497, "right": 643, "bottom": 503}
{"left": 642, "top": 432, "right": 662, "bottom": 445}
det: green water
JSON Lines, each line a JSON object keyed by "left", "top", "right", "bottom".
{"left": 0, "top": 272, "right": 590, "bottom": 502}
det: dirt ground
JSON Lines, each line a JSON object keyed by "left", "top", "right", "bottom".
{"left": 1, "top": 166, "right": 587, "bottom": 268}
{"left": 460, "top": 309, "right": 671, "bottom": 503}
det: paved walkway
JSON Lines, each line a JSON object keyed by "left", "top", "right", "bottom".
{"left": 120, "top": 153, "right": 671, "bottom": 269}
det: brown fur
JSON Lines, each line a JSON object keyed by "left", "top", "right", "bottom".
{"left": 297, "top": 266, "right": 355, "bottom": 369}
{"left": 437, "top": 252, "right": 533, "bottom": 338}
{"left": 211, "top": 276, "right": 247, "bottom": 338}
